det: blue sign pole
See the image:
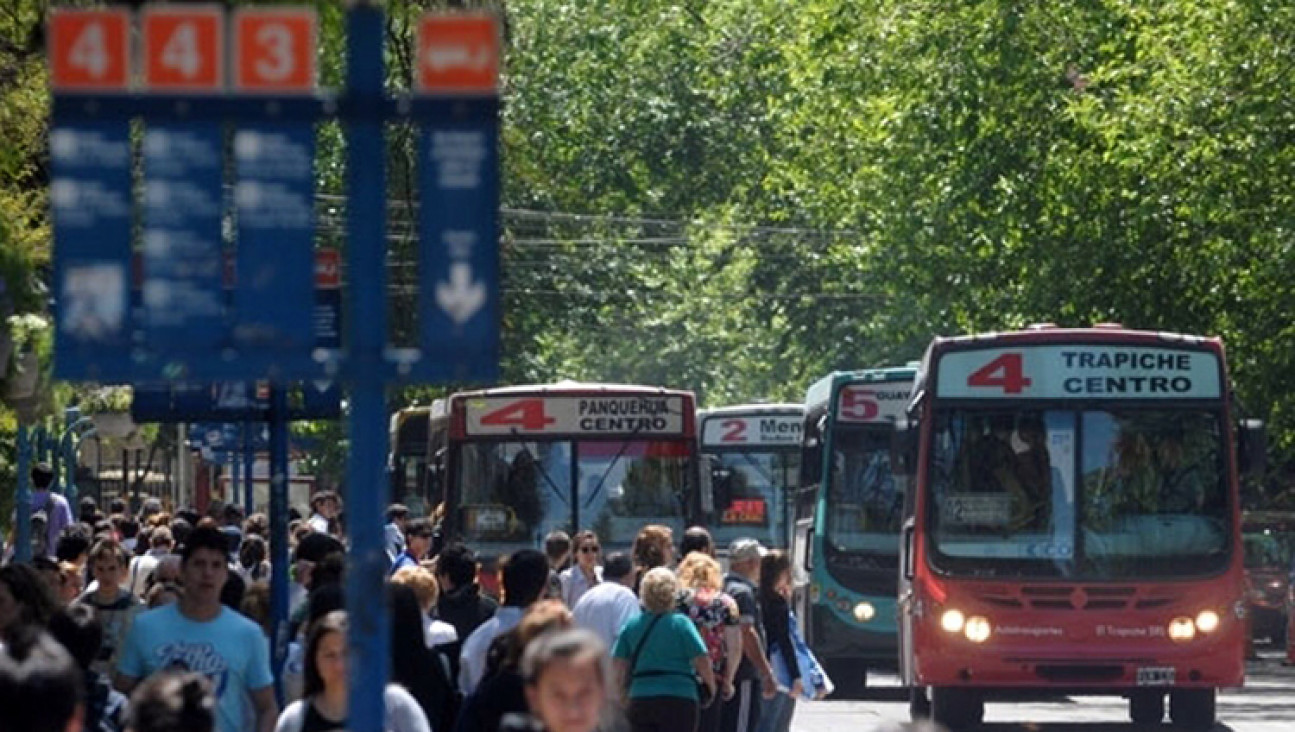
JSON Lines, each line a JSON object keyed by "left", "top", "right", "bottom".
{"left": 269, "top": 386, "right": 291, "bottom": 704}
{"left": 230, "top": 440, "right": 241, "bottom": 511}
{"left": 14, "top": 424, "right": 32, "bottom": 563}
{"left": 244, "top": 423, "right": 256, "bottom": 516}
{"left": 344, "top": 6, "right": 391, "bottom": 730}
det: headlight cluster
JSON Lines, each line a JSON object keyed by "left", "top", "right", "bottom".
{"left": 1167, "top": 610, "right": 1221, "bottom": 643}
{"left": 940, "top": 609, "right": 992, "bottom": 643}
{"left": 852, "top": 601, "right": 876, "bottom": 623}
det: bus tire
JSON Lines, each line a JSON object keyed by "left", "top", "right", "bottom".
{"left": 930, "top": 687, "right": 983, "bottom": 729}
{"left": 909, "top": 687, "right": 931, "bottom": 720}
{"left": 1168, "top": 689, "right": 1216, "bottom": 730}
{"left": 1129, "top": 691, "right": 1165, "bottom": 724}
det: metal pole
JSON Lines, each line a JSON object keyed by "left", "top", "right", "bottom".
{"left": 63, "top": 406, "right": 80, "bottom": 504}
{"left": 231, "top": 433, "right": 241, "bottom": 512}
{"left": 14, "top": 423, "right": 33, "bottom": 563}
{"left": 244, "top": 421, "right": 256, "bottom": 516}
{"left": 269, "top": 387, "right": 291, "bottom": 704}
{"left": 344, "top": 6, "right": 391, "bottom": 729}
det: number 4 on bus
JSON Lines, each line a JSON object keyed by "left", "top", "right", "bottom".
{"left": 967, "top": 353, "right": 1032, "bottom": 394}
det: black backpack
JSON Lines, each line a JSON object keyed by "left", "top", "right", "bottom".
{"left": 30, "top": 494, "right": 55, "bottom": 558}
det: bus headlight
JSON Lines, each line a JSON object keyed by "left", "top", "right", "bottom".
{"left": 964, "top": 616, "right": 992, "bottom": 643}
{"left": 1168, "top": 617, "right": 1196, "bottom": 642}
{"left": 853, "top": 601, "right": 876, "bottom": 623}
{"left": 1195, "top": 610, "right": 1220, "bottom": 634}
{"left": 941, "top": 609, "right": 965, "bottom": 633}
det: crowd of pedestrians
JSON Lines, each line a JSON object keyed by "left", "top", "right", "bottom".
{"left": 2, "top": 463, "right": 830, "bottom": 732}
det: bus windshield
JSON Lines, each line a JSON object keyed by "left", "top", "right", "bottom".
{"left": 928, "top": 408, "right": 1230, "bottom": 578}
{"left": 710, "top": 449, "right": 800, "bottom": 548}
{"left": 826, "top": 426, "right": 905, "bottom": 556}
{"left": 454, "top": 439, "right": 690, "bottom": 554}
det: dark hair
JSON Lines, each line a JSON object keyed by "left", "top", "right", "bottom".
{"left": 543, "top": 531, "right": 571, "bottom": 562}
{"left": 403, "top": 517, "right": 433, "bottom": 542}
{"left": 303, "top": 610, "right": 347, "bottom": 699}
{"left": 31, "top": 462, "right": 56, "bottom": 490}
{"left": 239, "top": 534, "right": 268, "bottom": 572}
{"left": 311, "top": 552, "right": 347, "bottom": 591}
{"left": 54, "top": 525, "right": 92, "bottom": 563}
{"left": 387, "top": 583, "right": 443, "bottom": 725}
{"left": 436, "top": 543, "right": 478, "bottom": 588}
{"left": 222, "top": 503, "right": 245, "bottom": 526}
{"left": 108, "top": 498, "right": 127, "bottom": 515}
{"left": 681, "top": 526, "right": 713, "bottom": 557}
{"left": 758, "top": 550, "right": 792, "bottom": 603}
{"left": 169, "top": 518, "right": 194, "bottom": 547}
{"left": 181, "top": 526, "right": 231, "bottom": 565}
{"left": 127, "top": 671, "right": 216, "bottom": 732}
{"left": 30, "top": 556, "right": 60, "bottom": 575}
{"left": 88, "top": 537, "right": 129, "bottom": 567}
{"left": 79, "top": 496, "right": 98, "bottom": 519}
{"left": 0, "top": 626, "right": 84, "bottom": 732}
{"left": 120, "top": 517, "right": 140, "bottom": 540}
{"left": 572, "top": 530, "right": 599, "bottom": 553}
{"left": 47, "top": 604, "right": 103, "bottom": 670}
{"left": 501, "top": 549, "right": 549, "bottom": 608}
{"left": 310, "top": 490, "right": 338, "bottom": 509}
{"left": 386, "top": 503, "right": 410, "bottom": 522}
{"left": 175, "top": 508, "right": 201, "bottom": 527}
{"left": 601, "top": 552, "right": 633, "bottom": 581}
{"left": 0, "top": 564, "right": 60, "bottom": 635}
{"left": 220, "top": 570, "right": 246, "bottom": 609}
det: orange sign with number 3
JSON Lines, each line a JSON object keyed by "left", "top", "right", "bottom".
{"left": 48, "top": 9, "right": 131, "bottom": 90}
{"left": 234, "top": 8, "right": 317, "bottom": 92}
{"left": 142, "top": 6, "right": 225, "bottom": 90}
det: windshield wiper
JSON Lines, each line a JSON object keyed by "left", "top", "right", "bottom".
{"left": 582, "top": 417, "right": 650, "bottom": 510}
{"left": 509, "top": 430, "right": 570, "bottom": 505}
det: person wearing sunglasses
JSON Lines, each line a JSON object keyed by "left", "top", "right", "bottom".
{"left": 559, "top": 531, "right": 603, "bottom": 607}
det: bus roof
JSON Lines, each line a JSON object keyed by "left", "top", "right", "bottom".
{"left": 698, "top": 403, "right": 803, "bottom": 419}
{"left": 804, "top": 366, "right": 919, "bottom": 411}
{"left": 447, "top": 380, "right": 695, "bottom": 402}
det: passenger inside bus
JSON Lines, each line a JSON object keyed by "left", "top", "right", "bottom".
{"left": 1011, "top": 414, "right": 1054, "bottom": 531}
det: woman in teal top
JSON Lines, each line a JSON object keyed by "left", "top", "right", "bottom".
{"left": 613, "top": 567, "right": 717, "bottom": 732}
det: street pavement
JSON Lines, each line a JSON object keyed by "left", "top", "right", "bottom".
{"left": 792, "top": 650, "right": 1293, "bottom": 732}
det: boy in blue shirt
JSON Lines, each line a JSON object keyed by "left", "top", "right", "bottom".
{"left": 115, "top": 526, "right": 278, "bottom": 732}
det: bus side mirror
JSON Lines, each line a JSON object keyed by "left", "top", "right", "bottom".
{"left": 800, "top": 436, "right": 822, "bottom": 487}
{"left": 902, "top": 519, "right": 916, "bottom": 581}
{"left": 699, "top": 455, "right": 716, "bottom": 514}
{"left": 895, "top": 420, "right": 919, "bottom": 474}
{"left": 1238, "top": 419, "right": 1267, "bottom": 478}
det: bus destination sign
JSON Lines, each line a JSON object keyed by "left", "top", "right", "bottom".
{"left": 465, "top": 396, "right": 687, "bottom": 436}
{"left": 937, "top": 345, "right": 1222, "bottom": 400}
{"left": 701, "top": 415, "right": 801, "bottom": 447}
{"left": 836, "top": 384, "right": 912, "bottom": 423}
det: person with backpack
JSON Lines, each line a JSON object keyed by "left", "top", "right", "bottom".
{"left": 20, "top": 462, "right": 74, "bottom": 560}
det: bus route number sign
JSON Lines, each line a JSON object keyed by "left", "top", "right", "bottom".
{"left": 48, "top": 8, "right": 131, "bottom": 91}
{"left": 233, "top": 8, "right": 317, "bottom": 92}
{"left": 142, "top": 6, "right": 225, "bottom": 91}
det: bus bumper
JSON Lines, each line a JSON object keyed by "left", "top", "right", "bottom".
{"left": 812, "top": 603, "right": 898, "bottom": 666}
{"left": 912, "top": 626, "right": 1245, "bottom": 690}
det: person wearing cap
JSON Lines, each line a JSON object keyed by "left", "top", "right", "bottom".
{"left": 289, "top": 532, "right": 345, "bottom": 616}
{"left": 307, "top": 491, "right": 342, "bottom": 536}
{"left": 721, "top": 538, "right": 777, "bottom": 732}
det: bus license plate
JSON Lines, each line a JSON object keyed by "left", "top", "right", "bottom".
{"left": 1136, "top": 667, "right": 1175, "bottom": 686}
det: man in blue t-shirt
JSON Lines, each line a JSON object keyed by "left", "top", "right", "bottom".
{"left": 115, "top": 526, "right": 278, "bottom": 732}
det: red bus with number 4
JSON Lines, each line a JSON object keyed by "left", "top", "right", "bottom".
{"left": 900, "top": 325, "right": 1265, "bottom": 730}
{"left": 416, "top": 382, "right": 704, "bottom": 560}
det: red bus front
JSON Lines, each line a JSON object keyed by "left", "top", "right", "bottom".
{"left": 900, "top": 329, "right": 1249, "bottom": 730}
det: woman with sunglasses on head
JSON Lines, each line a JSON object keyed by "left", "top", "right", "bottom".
{"left": 559, "top": 531, "right": 602, "bottom": 608}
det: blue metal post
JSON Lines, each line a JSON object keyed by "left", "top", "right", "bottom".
{"left": 230, "top": 434, "right": 241, "bottom": 511}
{"left": 244, "top": 422, "right": 256, "bottom": 516}
{"left": 14, "top": 424, "right": 32, "bottom": 563}
{"left": 344, "top": 5, "right": 391, "bottom": 729}
{"left": 269, "top": 388, "right": 291, "bottom": 704}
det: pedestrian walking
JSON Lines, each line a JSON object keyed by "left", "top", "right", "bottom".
{"left": 677, "top": 552, "right": 742, "bottom": 732}
{"left": 559, "top": 531, "right": 603, "bottom": 607}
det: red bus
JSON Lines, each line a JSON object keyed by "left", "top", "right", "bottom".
{"left": 427, "top": 382, "right": 704, "bottom": 560}
{"left": 900, "top": 326, "right": 1263, "bottom": 730}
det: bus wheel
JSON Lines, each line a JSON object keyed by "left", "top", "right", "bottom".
{"left": 1168, "top": 689, "right": 1216, "bottom": 730}
{"left": 909, "top": 687, "right": 932, "bottom": 720}
{"left": 931, "top": 687, "right": 984, "bottom": 729}
{"left": 1129, "top": 691, "right": 1165, "bottom": 724}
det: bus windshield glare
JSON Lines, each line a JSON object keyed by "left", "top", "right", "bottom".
{"left": 455, "top": 439, "right": 689, "bottom": 552}
{"left": 826, "top": 426, "right": 905, "bottom": 556}
{"left": 928, "top": 408, "right": 1229, "bottom": 578}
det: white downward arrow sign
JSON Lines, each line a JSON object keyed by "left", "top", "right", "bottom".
{"left": 436, "top": 263, "right": 487, "bottom": 325}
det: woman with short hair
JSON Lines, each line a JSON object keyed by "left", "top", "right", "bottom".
{"left": 613, "top": 567, "right": 716, "bottom": 732}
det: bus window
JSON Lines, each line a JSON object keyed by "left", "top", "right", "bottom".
{"left": 579, "top": 440, "right": 689, "bottom": 548}
{"left": 456, "top": 441, "right": 573, "bottom": 549}
{"left": 826, "top": 427, "right": 904, "bottom": 556}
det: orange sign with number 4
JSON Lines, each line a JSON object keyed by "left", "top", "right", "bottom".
{"left": 234, "top": 8, "right": 317, "bottom": 92}
{"left": 48, "top": 9, "right": 131, "bottom": 90}
{"left": 142, "top": 6, "right": 224, "bottom": 90}
{"left": 416, "top": 14, "right": 498, "bottom": 93}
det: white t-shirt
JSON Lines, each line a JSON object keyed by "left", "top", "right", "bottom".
{"left": 571, "top": 581, "right": 641, "bottom": 651}
{"left": 425, "top": 618, "right": 458, "bottom": 649}
{"left": 274, "top": 684, "right": 431, "bottom": 732}
{"left": 458, "top": 606, "right": 524, "bottom": 694}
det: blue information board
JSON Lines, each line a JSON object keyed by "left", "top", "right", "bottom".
{"left": 418, "top": 113, "right": 500, "bottom": 381}
{"left": 49, "top": 122, "right": 133, "bottom": 380}
{"left": 233, "top": 126, "right": 316, "bottom": 359}
{"left": 141, "top": 123, "right": 226, "bottom": 366}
